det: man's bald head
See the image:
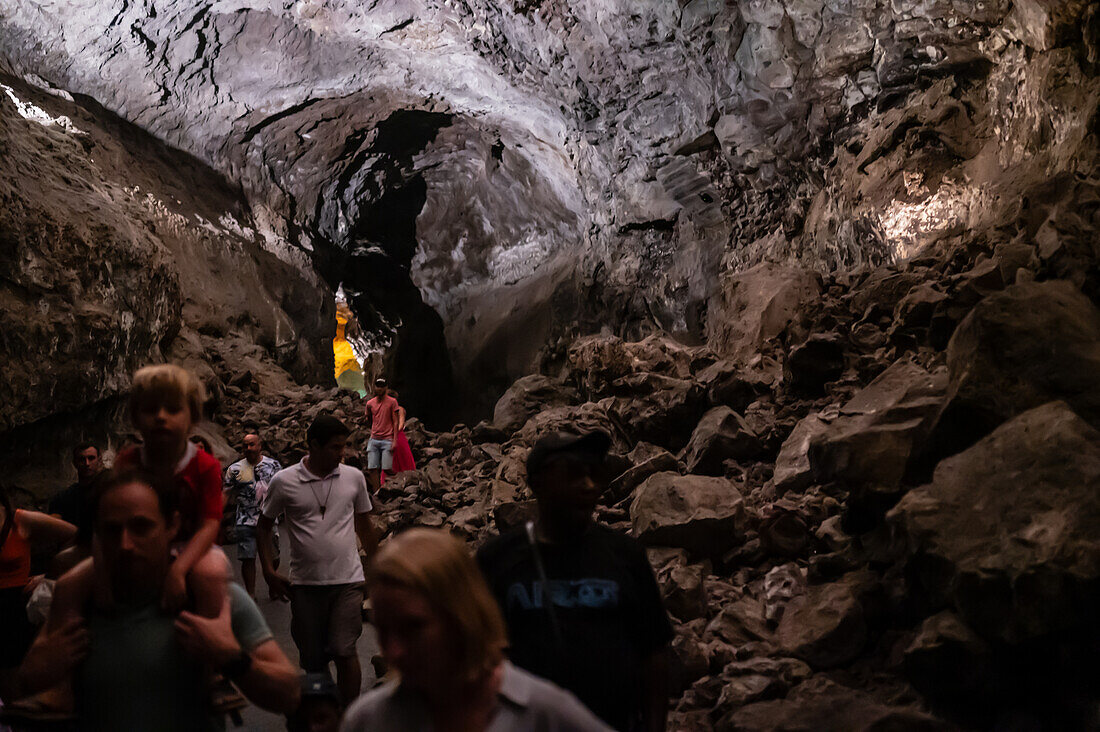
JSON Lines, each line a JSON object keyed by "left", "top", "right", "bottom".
{"left": 243, "top": 433, "right": 263, "bottom": 464}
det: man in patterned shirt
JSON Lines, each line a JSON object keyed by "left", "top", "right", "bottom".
{"left": 224, "top": 434, "right": 282, "bottom": 598}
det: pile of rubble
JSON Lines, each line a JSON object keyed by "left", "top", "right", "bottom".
{"left": 212, "top": 232, "right": 1100, "bottom": 729}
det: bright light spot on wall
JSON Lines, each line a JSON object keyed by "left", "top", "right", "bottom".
{"left": 1, "top": 84, "right": 85, "bottom": 134}
{"left": 878, "top": 175, "right": 984, "bottom": 261}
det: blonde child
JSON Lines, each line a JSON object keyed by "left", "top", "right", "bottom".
{"left": 52, "top": 364, "right": 228, "bottom": 623}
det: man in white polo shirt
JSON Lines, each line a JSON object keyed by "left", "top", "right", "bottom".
{"left": 257, "top": 415, "right": 379, "bottom": 704}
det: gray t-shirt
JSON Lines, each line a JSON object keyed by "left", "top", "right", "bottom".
{"left": 261, "top": 460, "right": 372, "bottom": 585}
{"left": 78, "top": 582, "right": 272, "bottom": 732}
{"left": 340, "top": 661, "right": 612, "bottom": 732}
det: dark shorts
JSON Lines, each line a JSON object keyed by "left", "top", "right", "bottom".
{"left": 289, "top": 583, "right": 364, "bottom": 671}
{"left": 235, "top": 523, "right": 279, "bottom": 561}
{"left": 0, "top": 585, "right": 35, "bottom": 668}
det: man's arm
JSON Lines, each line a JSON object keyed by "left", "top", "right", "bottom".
{"left": 257, "top": 514, "right": 289, "bottom": 600}
{"left": 354, "top": 512, "right": 379, "bottom": 570}
{"left": 175, "top": 597, "right": 301, "bottom": 714}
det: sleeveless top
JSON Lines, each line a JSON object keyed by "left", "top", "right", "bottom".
{"left": 0, "top": 510, "right": 32, "bottom": 590}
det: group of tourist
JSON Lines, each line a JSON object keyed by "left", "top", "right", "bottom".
{"left": 0, "top": 364, "right": 673, "bottom": 732}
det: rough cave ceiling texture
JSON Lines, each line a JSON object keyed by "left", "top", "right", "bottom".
{"left": 1, "top": 0, "right": 1098, "bottom": 426}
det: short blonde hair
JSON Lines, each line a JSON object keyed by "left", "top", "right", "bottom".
{"left": 129, "top": 364, "right": 206, "bottom": 423}
{"left": 370, "top": 528, "right": 507, "bottom": 683}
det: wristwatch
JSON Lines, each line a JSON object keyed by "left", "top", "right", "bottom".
{"left": 221, "top": 649, "right": 253, "bottom": 679}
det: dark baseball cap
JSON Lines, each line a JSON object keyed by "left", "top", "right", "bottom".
{"left": 374, "top": 378, "right": 387, "bottom": 387}
{"left": 526, "top": 430, "right": 611, "bottom": 479}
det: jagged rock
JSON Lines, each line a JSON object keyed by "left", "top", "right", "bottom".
{"left": 706, "top": 595, "right": 772, "bottom": 647}
{"left": 492, "top": 374, "right": 577, "bottom": 434}
{"left": 698, "top": 360, "right": 774, "bottom": 411}
{"left": 681, "top": 407, "right": 763, "bottom": 476}
{"left": 606, "top": 373, "right": 707, "bottom": 451}
{"left": 718, "top": 676, "right": 947, "bottom": 732}
{"left": 470, "top": 420, "right": 508, "bottom": 444}
{"left": 757, "top": 501, "right": 812, "bottom": 558}
{"left": 806, "top": 360, "right": 947, "bottom": 532}
{"left": 491, "top": 500, "right": 538, "bottom": 532}
{"left": 777, "top": 573, "right": 868, "bottom": 669}
{"left": 902, "top": 611, "right": 995, "bottom": 704}
{"left": 937, "top": 280, "right": 1100, "bottom": 445}
{"left": 670, "top": 632, "right": 710, "bottom": 695}
{"left": 890, "top": 401, "right": 1100, "bottom": 645}
{"left": 659, "top": 563, "right": 709, "bottom": 622}
{"left": 631, "top": 472, "right": 747, "bottom": 555}
{"left": 707, "top": 264, "right": 822, "bottom": 363}
{"left": 772, "top": 413, "right": 830, "bottom": 493}
{"left": 606, "top": 442, "right": 680, "bottom": 504}
{"left": 784, "top": 334, "right": 845, "bottom": 395}
{"left": 763, "top": 564, "right": 806, "bottom": 626}
{"left": 513, "top": 402, "right": 620, "bottom": 448}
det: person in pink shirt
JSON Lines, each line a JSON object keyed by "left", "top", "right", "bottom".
{"left": 381, "top": 391, "right": 416, "bottom": 485}
{"left": 363, "top": 378, "right": 400, "bottom": 494}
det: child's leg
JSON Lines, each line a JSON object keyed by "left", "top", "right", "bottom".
{"left": 188, "top": 546, "right": 229, "bottom": 618}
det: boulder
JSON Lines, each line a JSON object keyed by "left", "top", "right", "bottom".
{"left": 631, "top": 472, "right": 747, "bottom": 555}
{"left": 809, "top": 359, "right": 947, "bottom": 488}
{"left": 936, "top": 280, "right": 1100, "bottom": 447}
{"left": 606, "top": 442, "right": 680, "bottom": 503}
{"left": 659, "top": 563, "right": 709, "bottom": 622}
{"left": 492, "top": 374, "right": 577, "bottom": 435}
{"left": 772, "top": 412, "right": 829, "bottom": 493}
{"left": 707, "top": 263, "right": 822, "bottom": 363}
{"left": 513, "top": 402, "right": 622, "bottom": 449}
{"left": 889, "top": 401, "right": 1100, "bottom": 644}
{"left": 776, "top": 573, "right": 868, "bottom": 668}
{"left": 718, "top": 676, "right": 948, "bottom": 732}
{"left": 681, "top": 407, "right": 763, "bottom": 476}
{"left": 902, "top": 611, "right": 996, "bottom": 703}
{"left": 697, "top": 360, "right": 774, "bottom": 411}
{"left": 567, "top": 334, "right": 711, "bottom": 400}
{"left": 784, "top": 333, "right": 845, "bottom": 395}
{"left": 606, "top": 373, "right": 708, "bottom": 451}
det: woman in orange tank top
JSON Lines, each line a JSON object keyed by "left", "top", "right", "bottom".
{"left": 0, "top": 486, "right": 77, "bottom": 700}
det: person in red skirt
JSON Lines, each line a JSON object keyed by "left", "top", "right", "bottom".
{"left": 382, "top": 391, "right": 416, "bottom": 484}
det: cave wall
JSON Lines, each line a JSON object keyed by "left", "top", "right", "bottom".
{"left": 0, "top": 0, "right": 1098, "bottom": 425}
{"left": 0, "top": 72, "right": 333, "bottom": 494}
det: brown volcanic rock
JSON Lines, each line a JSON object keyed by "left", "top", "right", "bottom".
{"left": 939, "top": 280, "right": 1100, "bottom": 442}
{"left": 707, "top": 263, "right": 822, "bottom": 363}
{"left": 681, "top": 406, "right": 763, "bottom": 476}
{"left": 630, "top": 472, "right": 747, "bottom": 556}
{"left": 492, "top": 374, "right": 577, "bottom": 435}
{"left": 776, "top": 573, "right": 869, "bottom": 669}
{"left": 718, "top": 676, "right": 947, "bottom": 732}
{"left": 889, "top": 401, "right": 1100, "bottom": 644}
{"left": 606, "top": 373, "right": 707, "bottom": 452}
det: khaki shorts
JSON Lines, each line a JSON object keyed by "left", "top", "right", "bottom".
{"left": 290, "top": 583, "right": 364, "bottom": 671}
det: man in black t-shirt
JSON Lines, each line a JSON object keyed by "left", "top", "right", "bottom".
{"left": 48, "top": 442, "right": 103, "bottom": 545}
{"left": 477, "top": 431, "right": 673, "bottom": 732}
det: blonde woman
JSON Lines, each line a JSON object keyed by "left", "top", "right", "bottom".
{"left": 341, "top": 529, "right": 610, "bottom": 732}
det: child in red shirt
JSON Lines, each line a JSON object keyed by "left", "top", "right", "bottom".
{"left": 52, "top": 364, "right": 228, "bottom": 622}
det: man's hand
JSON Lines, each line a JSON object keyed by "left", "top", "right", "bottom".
{"left": 174, "top": 596, "right": 241, "bottom": 667}
{"left": 161, "top": 564, "right": 188, "bottom": 612}
{"left": 22, "top": 618, "right": 89, "bottom": 684}
{"left": 264, "top": 570, "right": 291, "bottom": 602}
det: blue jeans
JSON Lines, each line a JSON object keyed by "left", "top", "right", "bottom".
{"left": 367, "top": 438, "right": 393, "bottom": 470}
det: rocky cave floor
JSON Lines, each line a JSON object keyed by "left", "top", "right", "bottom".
{"left": 174, "top": 230, "right": 1100, "bottom": 731}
